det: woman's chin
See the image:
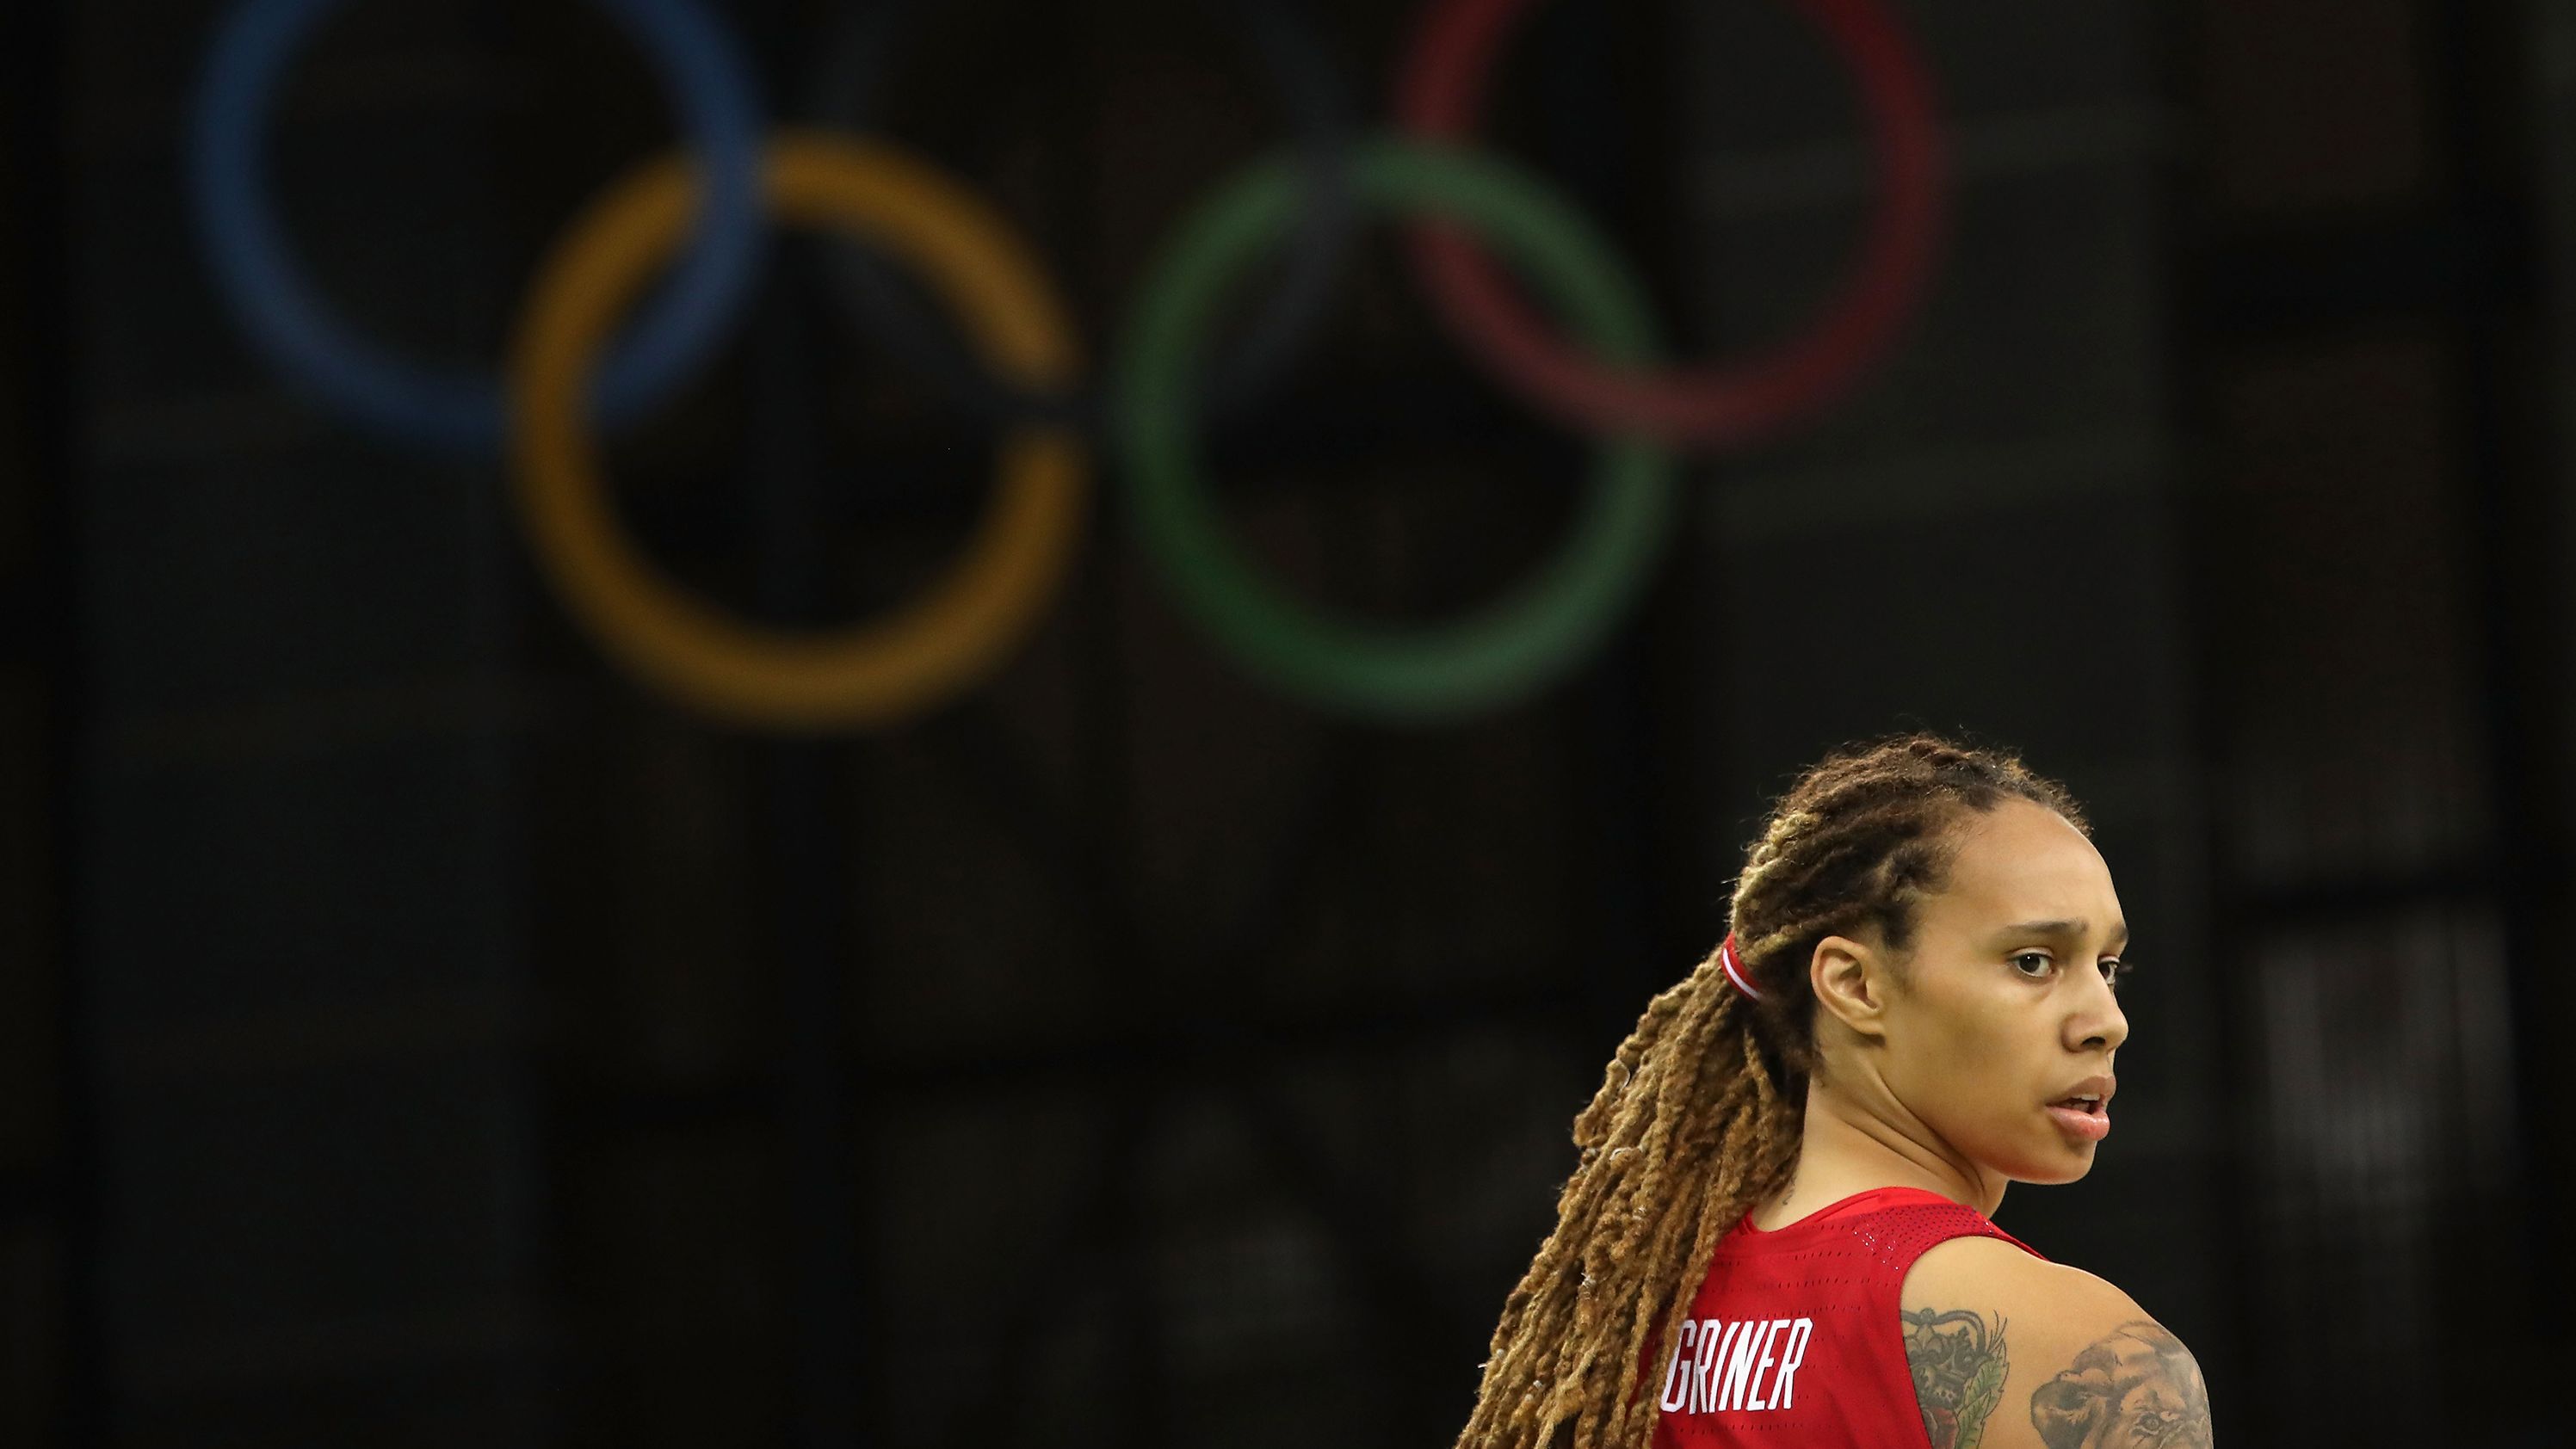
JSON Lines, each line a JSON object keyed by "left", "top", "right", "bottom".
{"left": 1991, "top": 1136, "right": 2103, "bottom": 1187}
{"left": 1950, "top": 1114, "right": 2111, "bottom": 1187}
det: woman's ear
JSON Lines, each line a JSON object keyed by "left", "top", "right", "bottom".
{"left": 1810, "top": 934, "right": 1894, "bottom": 1041}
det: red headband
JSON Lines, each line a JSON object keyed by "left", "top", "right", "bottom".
{"left": 1718, "top": 933, "right": 1761, "bottom": 999}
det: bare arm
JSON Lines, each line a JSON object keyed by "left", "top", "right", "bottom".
{"left": 1902, "top": 1239, "right": 2212, "bottom": 1449}
{"left": 1901, "top": 1306, "right": 2012, "bottom": 1449}
{"left": 2023, "top": 1317, "right": 2209, "bottom": 1449}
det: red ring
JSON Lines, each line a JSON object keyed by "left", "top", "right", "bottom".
{"left": 1719, "top": 933, "right": 1763, "bottom": 999}
{"left": 1393, "top": 0, "right": 1948, "bottom": 447}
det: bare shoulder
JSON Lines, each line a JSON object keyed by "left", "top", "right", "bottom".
{"left": 1894, "top": 1235, "right": 2213, "bottom": 1449}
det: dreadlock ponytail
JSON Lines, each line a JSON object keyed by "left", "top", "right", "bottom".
{"left": 1451, "top": 731, "right": 2090, "bottom": 1449}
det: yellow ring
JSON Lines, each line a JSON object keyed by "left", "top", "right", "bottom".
{"left": 507, "top": 129, "right": 1086, "bottom": 730}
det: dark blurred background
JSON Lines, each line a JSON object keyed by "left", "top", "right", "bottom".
{"left": 3, "top": 0, "right": 2570, "bottom": 1445}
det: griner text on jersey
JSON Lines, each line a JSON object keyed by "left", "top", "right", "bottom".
{"left": 1658, "top": 1316, "right": 1815, "bottom": 1415}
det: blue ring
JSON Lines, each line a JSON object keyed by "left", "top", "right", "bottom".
{"left": 188, "top": 0, "right": 767, "bottom": 451}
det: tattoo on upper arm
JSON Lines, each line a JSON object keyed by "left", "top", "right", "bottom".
{"left": 1901, "top": 1307, "right": 2011, "bottom": 1449}
{"left": 2028, "top": 1320, "right": 2212, "bottom": 1449}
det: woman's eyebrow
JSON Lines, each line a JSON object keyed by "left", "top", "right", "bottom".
{"left": 1995, "top": 917, "right": 2131, "bottom": 947}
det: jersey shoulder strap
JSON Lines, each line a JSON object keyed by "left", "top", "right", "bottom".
{"left": 1830, "top": 1191, "right": 2049, "bottom": 1276}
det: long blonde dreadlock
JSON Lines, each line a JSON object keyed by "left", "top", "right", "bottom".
{"left": 1452, "top": 731, "right": 2091, "bottom": 1449}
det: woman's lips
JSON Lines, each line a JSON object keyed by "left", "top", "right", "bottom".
{"left": 2045, "top": 1101, "right": 2110, "bottom": 1142}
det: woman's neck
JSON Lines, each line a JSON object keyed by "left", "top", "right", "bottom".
{"left": 1749, "top": 1075, "right": 2006, "bottom": 1228}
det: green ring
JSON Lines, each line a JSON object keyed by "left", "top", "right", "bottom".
{"left": 1111, "top": 137, "right": 1677, "bottom": 722}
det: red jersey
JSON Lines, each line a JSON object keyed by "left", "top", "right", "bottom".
{"left": 1648, "top": 1187, "right": 2045, "bottom": 1449}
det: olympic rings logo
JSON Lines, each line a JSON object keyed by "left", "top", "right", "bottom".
{"left": 189, "top": 0, "right": 1946, "bottom": 730}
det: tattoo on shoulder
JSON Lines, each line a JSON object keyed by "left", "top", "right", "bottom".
{"left": 1901, "top": 1306, "right": 2011, "bottom": 1449}
{"left": 2029, "top": 1319, "right": 2212, "bottom": 1449}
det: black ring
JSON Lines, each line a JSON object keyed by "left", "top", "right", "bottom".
{"left": 804, "top": 0, "right": 1357, "bottom": 432}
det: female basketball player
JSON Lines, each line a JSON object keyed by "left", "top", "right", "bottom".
{"left": 1453, "top": 733, "right": 2212, "bottom": 1449}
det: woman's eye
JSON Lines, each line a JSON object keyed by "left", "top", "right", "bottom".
{"left": 2011, "top": 952, "right": 2054, "bottom": 977}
